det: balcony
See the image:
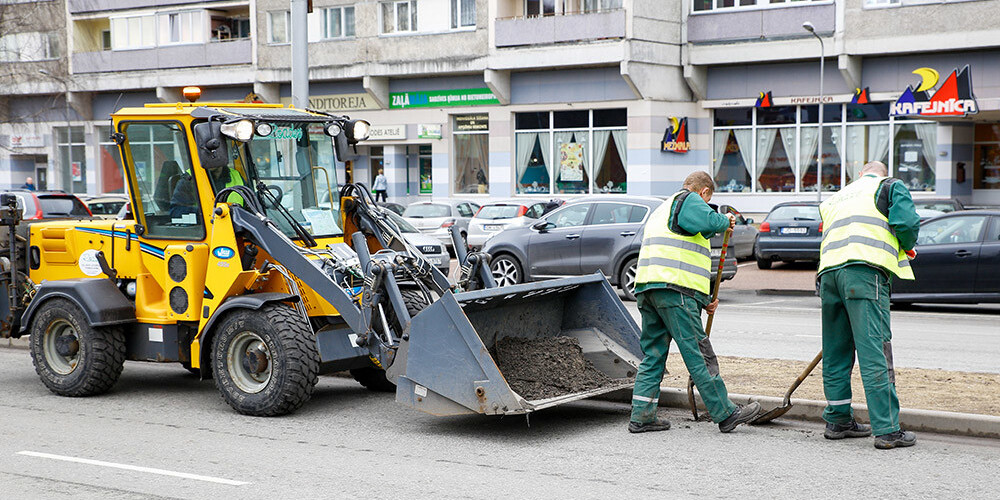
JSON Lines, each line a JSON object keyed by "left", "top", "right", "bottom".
{"left": 495, "top": 10, "right": 626, "bottom": 48}
{"left": 687, "top": 3, "right": 835, "bottom": 44}
{"left": 69, "top": 0, "right": 230, "bottom": 14}
{"left": 72, "top": 39, "right": 251, "bottom": 73}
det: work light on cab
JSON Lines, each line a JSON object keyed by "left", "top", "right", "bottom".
{"left": 220, "top": 119, "right": 254, "bottom": 142}
{"left": 324, "top": 123, "right": 342, "bottom": 137}
{"left": 346, "top": 119, "right": 371, "bottom": 143}
{"left": 255, "top": 123, "right": 273, "bottom": 137}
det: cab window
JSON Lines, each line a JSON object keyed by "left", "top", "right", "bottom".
{"left": 122, "top": 122, "right": 204, "bottom": 239}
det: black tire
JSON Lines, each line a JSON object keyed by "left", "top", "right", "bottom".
{"left": 29, "top": 298, "right": 126, "bottom": 397}
{"left": 490, "top": 254, "right": 523, "bottom": 287}
{"left": 757, "top": 258, "right": 772, "bottom": 269}
{"left": 353, "top": 288, "right": 430, "bottom": 393}
{"left": 619, "top": 257, "right": 638, "bottom": 301}
{"left": 211, "top": 303, "right": 319, "bottom": 416}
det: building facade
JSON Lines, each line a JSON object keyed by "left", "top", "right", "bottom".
{"left": 2, "top": 0, "right": 999, "bottom": 211}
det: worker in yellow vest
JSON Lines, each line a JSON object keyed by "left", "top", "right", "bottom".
{"left": 208, "top": 163, "right": 246, "bottom": 205}
{"left": 628, "top": 171, "right": 761, "bottom": 434}
{"left": 818, "top": 160, "right": 920, "bottom": 449}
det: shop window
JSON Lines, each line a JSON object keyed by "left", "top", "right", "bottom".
{"left": 712, "top": 129, "right": 752, "bottom": 193}
{"left": 756, "top": 128, "right": 796, "bottom": 192}
{"left": 419, "top": 145, "right": 433, "bottom": 194}
{"left": 593, "top": 108, "right": 627, "bottom": 127}
{"left": 554, "top": 110, "right": 589, "bottom": 129}
{"left": 554, "top": 131, "right": 590, "bottom": 194}
{"left": 516, "top": 132, "right": 551, "bottom": 194}
{"left": 714, "top": 108, "right": 752, "bottom": 127}
{"left": 515, "top": 112, "right": 549, "bottom": 130}
{"left": 56, "top": 127, "right": 86, "bottom": 194}
{"left": 97, "top": 126, "right": 126, "bottom": 194}
{"left": 973, "top": 124, "right": 1000, "bottom": 190}
{"left": 756, "top": 106, "right": 796, "bottom": 125}
{"left": 381, "top": 1, "right": 417, "bottom": 33}
{"left": 844, "top": 124, "right": 890, "bottom": 184}
{"left": 801, "top": 127, "right": 843, "bottom": 193}
{"left": 593, "top": 130, "right": 627, "bottom": 193}
{"left": 451, "top": 0, "right": 475, "bottom": 28}
{"left": 893, "top": 122, "right": 936, "bottom": 191}
{"left": 800, "top": 104, "right": 842, "bottom": 124}
{"left": 268, "top": 11, "right": 290, "bottom": 44}
{"left": 847, "top": 102, "right": 890, "bottom": 122}
{"left": 369, "top": 146, "right": 384, "bottom": 187}
{"left": 323, "top": 6, "right": 356, "bottom": 39}
{"left": 454, "top": 115, "right": 489, "bottom": 194}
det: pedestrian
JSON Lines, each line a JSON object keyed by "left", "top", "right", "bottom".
{"left": 628, "top": 171, "right": 760, "bottom": 434}
{"left": 818, "top": 160, "right": 920, "bottom": 449}
{"left": 20, "top": 177, "right": 35, "bottom": 191}
{"left": 373, "top": 168, "right": 387, "bottom": 202}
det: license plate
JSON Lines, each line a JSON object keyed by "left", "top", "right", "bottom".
{"left": 483, "top": 225, "right": 503, "bottom": 231}
{"left": 780, "top": 227, "right": 808, "bottom": 235}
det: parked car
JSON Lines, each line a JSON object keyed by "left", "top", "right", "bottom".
{"left": 483, "top": 196, "right": 736, "bottom": 301}
{"left": 467, "top": 199, "right": 549, "bottom": 249}
{"left": 2, "top": 190, "right": 92, "bottom": 220}
{"left": 378, "top": 201, "right": 406, "bottom": 216}
{"left": 891, "top": 210, "right": 1000, "bottom": 304}
{"left": 709, "top": 203, "right": 758, "bottom": 260}
{"left": 754, "top": 201, "right": 822, "bottom": 269}
{"left": 402, "top": 199, "right": 480, "bottom": 253}
{"left": 912, "top": 198, "right": 965, "bottom": 214}
{"left": 385, "top": 211, "right": 450, "bottom": 274}
{"left": 80, "top": 194, "right": 129, "bottom": 220}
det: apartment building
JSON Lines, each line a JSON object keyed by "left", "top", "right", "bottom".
{"left": 1, "top": 0, "right": 998, "bottom": 209}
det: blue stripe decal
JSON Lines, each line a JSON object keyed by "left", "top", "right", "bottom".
{"left": 75, "top": 227, "right": 166, "bottom": 259}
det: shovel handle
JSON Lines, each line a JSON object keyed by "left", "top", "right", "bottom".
{"left": 688, "top": 227, "right": 733, "bottom": 420}
{"left": 783, "top": 350, "right": 824, "bottom": 403}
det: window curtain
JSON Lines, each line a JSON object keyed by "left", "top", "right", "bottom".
{"left": 516, "top": 132, "right": 537, "bottom": 190}
{"left": 611, "top": 129, "right": 627, "bottom": 166}
{"left": 592, "top": 130, "right": 611, "bottom": 174}
{"left": 914, "top": 123, "right": 937, "bottom": 176}
{"left": 733, "top": 129, "right": 753, "bottom": 178}
{"left": 539, "top": 132, "right": 551, "bottom": 182}
{"left": 713, "top": 130, "right": 730, "bottom": 176}
{"left": 756, "top": 129, "right": 778, "bottom": 180}
{"left": 779, "top": 128, "right": 797, "bottom": 174}
{"left": 799, "top": 127, "right": 820, "bottom": 181}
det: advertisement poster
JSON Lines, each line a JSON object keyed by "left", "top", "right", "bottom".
{"left": 71, "top": 162, "right": 82, "bottom": 182}
{"left": 559, "top": 143, "right": 584, "bottom": 182}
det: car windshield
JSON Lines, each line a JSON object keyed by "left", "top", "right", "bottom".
{"left": 404, "top": 204, "right": 450, "bottom": 218}
{"left": 236, "top": 122, "right": 342, "bottom": 239}
{"left": 767, "top": 205, "right": 819, "bottom": 221}
{"left": 476, "top": 205, "right": 521, "bottom": 220}
{"left": 386, "top": 211, "right": 418, "bottom": 233}
{"left": 913, "top": 201, "right": 958, "bottom": 213}
{"left": 38, "top": 195, "right": 90, "bottom": 217}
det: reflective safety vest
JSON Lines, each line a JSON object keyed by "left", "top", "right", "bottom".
{"left": 819, "top": 175, "right": 914, "bottom": 280}
{"left": 223, "top": 168, "right": 244, "bottom": 205}
{"left": 635, "top": 191, "right": 713, "bottom": 295}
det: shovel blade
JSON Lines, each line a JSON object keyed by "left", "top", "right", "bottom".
{"left": 751, "top": 404, "right": 793, "bottom": 425}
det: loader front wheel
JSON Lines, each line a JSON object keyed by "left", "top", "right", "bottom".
{"left": 30, "top": 298, "right": 126, "bottom": 397}
{"left": 211, "top": 304, "right": 319, "bottom": 416}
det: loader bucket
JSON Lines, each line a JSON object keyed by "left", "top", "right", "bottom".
{"left": 389, "top": 274, "right": 643, "bottom": 416}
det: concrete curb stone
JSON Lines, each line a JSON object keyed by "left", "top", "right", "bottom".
{"left": 3, "top": 337, "right": 29, "bottom": 350}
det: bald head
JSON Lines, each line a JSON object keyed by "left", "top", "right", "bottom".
{"left": 860, "top": 161, "right": 888, "bottom": 177}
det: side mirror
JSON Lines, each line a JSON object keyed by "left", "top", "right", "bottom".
{"left": 532, "top": 221, "right": 553, "bottom": 232}
{"left": 192, "top": 121, "right": 229, "bottom": 169}
{"left": 746, "top": 218, "right": 754, "bottom": 225}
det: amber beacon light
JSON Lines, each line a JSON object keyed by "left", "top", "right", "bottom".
{"left": 182, "top": 86, "right": 202, "bottom": 102}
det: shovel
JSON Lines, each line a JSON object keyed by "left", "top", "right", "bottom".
{"left": 687, "top": 227, "right": 732, "bottom": 421}
{"left": 751, "top": 350, "right": 823, "bottom": 424}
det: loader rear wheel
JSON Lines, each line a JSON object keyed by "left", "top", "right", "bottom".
{"left": 211, "top": 304, "right": 319, "bottom": 416}
{"left": 352, "top": 288, "right": 430, "bottom": 393}
{"left": 29, "top": 298, "right": 126, "bottom": 397}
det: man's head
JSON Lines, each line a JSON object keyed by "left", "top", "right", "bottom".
{"left": 25, "top": 177, "right": 33, "bottom": 185}
{"left": 683, "top": 171, "right": 716, "bottom": 202}
{"left": 860, "top": 161, "right": 888, "bottom": 177}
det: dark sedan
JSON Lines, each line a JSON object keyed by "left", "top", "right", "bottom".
{"left": 484, "top": 196, "right": 737, "bottom": 301}
{"left": 891, "top": 210, "right": 1000, "bottom": 304}
{"left": 754, "top": 201, "right": 822, "bottom": 269}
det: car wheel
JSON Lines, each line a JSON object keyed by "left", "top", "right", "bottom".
{"left": 754, "top": 242, "right": 772, "bottom": 269}
{"left": 490, "top": 254, "right": 523, "bottom": 287}
{"left": 619, "top": 257, "right": 638, "bottom": 301}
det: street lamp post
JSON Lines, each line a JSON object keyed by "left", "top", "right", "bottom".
{"left": 803, "top": 22, "right": 824, "bottom": 202}
{"left": 39, "top": 69, "right": 72, "bottom": 193}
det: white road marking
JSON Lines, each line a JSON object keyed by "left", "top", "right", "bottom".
{"left": 795, "top": 334, "right": 821, "bottom": 338}
{"left": 727, "top": 299, "right": 791, "bottom": 307}
{"left": 16, "top": 451, "right": 249, "bottom": 486}
{"left": 737, "top": 262, "right": 758, "bottom": 268}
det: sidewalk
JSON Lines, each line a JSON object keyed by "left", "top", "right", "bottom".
{"left": 723, "top": 260, "right": 817, "bottom": 293}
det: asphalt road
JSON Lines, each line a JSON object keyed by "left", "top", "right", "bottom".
{"left": 0, "top": 348, "right": 997, "bottom": 499}
{"left": 622, "top": 289, "right": 1000, "bottom": 374}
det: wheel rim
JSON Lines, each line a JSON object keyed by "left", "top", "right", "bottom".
{"left": 43, "top": 319, "right": 79, "bottom": 375}
{"left": 624, "top": 263, "right": 636, "bottom": 295}
{"left": 491, "top": 259, "right": 519, "bottom": 287}
{"left": 226, "top": 331, "right": 272, "bottom": 394}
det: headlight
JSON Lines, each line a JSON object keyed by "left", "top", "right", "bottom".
{"left": 255, "top": 123, "right": 273, "bottom": 137}
{"left": 347, "top": 119, "right": 370, "bottom": 143}
{"left": 220, "top": 119, "right": 254, "bottom": 142}
{"left": 325, "top": 123, "right": 342, "bottom": 137}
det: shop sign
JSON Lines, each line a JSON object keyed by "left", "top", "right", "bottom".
{"left": 364, "top": 125, "right": 407, "bottom": 141}
{"left": 755, "top": 91, "right": 773, "bottom": 108}
{"left": 6, "top": 134, "right": 44, "bottom": 148}
{"left": 788, "top": 96, "right": 835, "bottom": 105}
{"left": 454, "top": 114, "right": 489, "bottom": 131}
{"left": 390, "top": 88, "right": 499, "bottom": 109}
{"left": 417, "top": 124, "right": 442, "bottom": 139}
{"left": 891, "top": 66, "right": 978, "bottom": 117}
{"left": 852, "top": 87, "right": 871, "bottom": 105}
{"left": 661, "top": 117, "right": 690, "bottom": 154}
{"left": 280, "top": 93, "right": 381, "bottom": 112}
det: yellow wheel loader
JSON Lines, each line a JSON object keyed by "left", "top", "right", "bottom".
{"left": 0, "top": 99, "right": 644, "bottom": 417}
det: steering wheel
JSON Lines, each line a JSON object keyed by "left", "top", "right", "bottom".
{"left": 261, "top": 184, "right": 283, "bottom": 208}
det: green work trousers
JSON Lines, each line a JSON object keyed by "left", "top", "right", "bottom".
{"left": 630, "top": 288, "right": 738, "bottom": 424}
{"left": 820, "top": 264, "right": 901, "bottom": 436}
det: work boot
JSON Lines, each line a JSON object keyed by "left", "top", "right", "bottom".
{"left": 718, "top": 402, "right": 761, "bottom": 433}
{"left": 824, "top": 420, "right": 872, "bottom": 440}
{"left": 628, "top": 418, "right": 671, "bottom": 433}
{"left": 874, "top": 430, "right": 917, "bottom": 449}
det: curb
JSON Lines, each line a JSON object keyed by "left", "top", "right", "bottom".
{"left": 2, "top": 337, "right": 29, "bottom": 350}
{"left": 755, "top": 289, "right": 816, "bottom": 297}
{"left": 600, "top": 387, "right": 1000, "bottom": 440}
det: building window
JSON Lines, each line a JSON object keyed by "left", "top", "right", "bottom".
{"left": 323, "top": 6, "right": 356, "bottom": 39}
{"left": 453, "top": 115, "right": 489, "bottom": 195}
{"left": 584, "top": 0, "right": 623, "bottom": 12}
{"left": 381, "top": 1, "right": 417, "bottom": 34}
{"left": 525, "top": 0, "right": 556, "bottom": 16}
{"left": 451, "top": 0, "right": 475, "bottom": 28}
{"left": 515, "top": 109, "right": 627, "bottom": 195}
{"left": 711, "top": 104, "right": 936, "bottom": 194}
{"left": 419, "top": 145, "right": 433, "bottom": 194}
{"left": 158, "top": 11, "right": 205, "bottom": 45}
{"left": 110, "top": 15, "right": 156, "bottom": 50}
{"left": 268, "top": 11, "right": 290, "bottom": 44}
{"left": 974, "top": 124, "right": 1000, "bottom": 190}
{"left": 56, "top": 127, "right": 86, "bottom": 194}
{"left": 0, "top": 32, "right": 61, "bottom": 62}
{"left": 101, "top": 30, "right": 112, "bottom": 50}
{"left": 97, "top": 126, "right": 126, "bottom": 194}
{"left": 693, "top": 0, "right": 825, "bottom": 12}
